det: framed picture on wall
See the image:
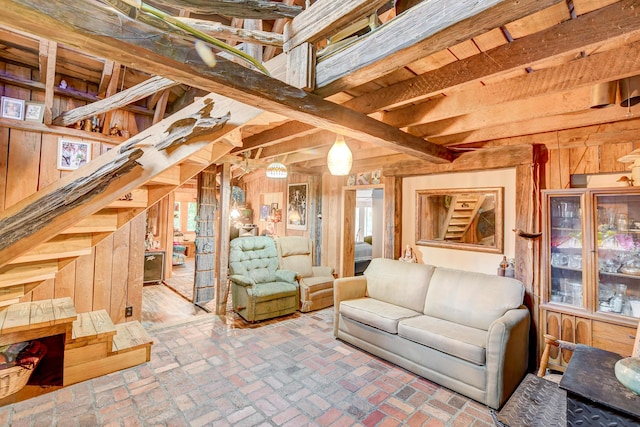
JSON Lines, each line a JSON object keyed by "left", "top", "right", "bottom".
{"left": 57, "top": 138, "right": 91, "bottom": 170}
{"left": 287, "top": 183, "right": 307, "bottom": 230}
{"left": 1, "top": 96, "right": 24, "bottom": 120}
{"left": 24, "top": 102, "right": 45, "bottom": 122}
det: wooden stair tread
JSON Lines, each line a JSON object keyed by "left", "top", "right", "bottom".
{"left": 71, "top": 310, "right": 116, "bottom": 341}
{"left": 0, "top": 297, "right": 76, "bottom": 334}
{"left": 112, "top": 321, "right": 153, "bottom": 354}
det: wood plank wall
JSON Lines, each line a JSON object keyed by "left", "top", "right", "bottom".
{"left": 0, "top": 64, "right": 151, "bottom": 322}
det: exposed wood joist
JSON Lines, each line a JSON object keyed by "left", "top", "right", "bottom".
{"left": 0, "top": 0, "right": 453, "bottom": 164}
{"left": 177, "top": 17, "right": 283, "bottom": 47}
{"left": 263, "top": 0, "right": 294, "bottom": 61}
{"left": 382, "top": 39, "right": 640, "bottom": 128}
{"left": 150, "top": 0, "right": 302, "bottom": 19}
{"left": 345, "top": 0, "right": 640, "bottom": 114}
{"left": 313, "top": 0, "right": 566, "bottom": 96}
{"left": 42, "top": 40, "right": 57, "bottom": 125}
{"left": 97, "top": 60, "right": 116, "bottom": 98}
{"left": 283, "top": 0, "right": 389, "bottom": 52}
{"left": 52, "top": 76, "right": 178, "bottom": 126}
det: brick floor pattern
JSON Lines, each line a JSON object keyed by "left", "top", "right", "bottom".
{"left": 0, "top": 308, "right": 496, "bottom": 426}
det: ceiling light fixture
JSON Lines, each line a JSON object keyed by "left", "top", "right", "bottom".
{"left": 266, "top": 161, "right": 288, "bottom": 179}
{"left": 327, "top": 134, "right": 352, "bottom": 176}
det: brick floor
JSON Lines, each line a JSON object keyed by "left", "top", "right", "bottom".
{"left": 0, "top": 307, "right": 496, "bottom": 426}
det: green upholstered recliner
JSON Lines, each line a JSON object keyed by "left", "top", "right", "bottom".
{"left": 275, "top": 236, "right": 335, "bottom": 312}
{"left": 229, "top": 236, "right": 299, "bottom": 322}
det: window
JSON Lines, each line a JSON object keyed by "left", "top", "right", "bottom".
{"left": 187, "top": 202, "right": 197, "bottom": 232}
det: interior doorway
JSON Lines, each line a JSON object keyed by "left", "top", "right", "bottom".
{"left": 341, "top": 185, "right": 384, "bottom": 277}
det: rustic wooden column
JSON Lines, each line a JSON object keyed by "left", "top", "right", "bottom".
{"left": 307, "top": 174, "right": 321, "bottom": 265}
{"left": 194, "top": 165, "right": 217, "bottom": 305}
{"left": 384, "top": 175, "right": 402, "bottom": 259}
{"left": 215, "top": 163, "right": 232, "bottom": 314}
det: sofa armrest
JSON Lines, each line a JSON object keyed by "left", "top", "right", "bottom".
{"left": 275, "top": 269, "right": 298, "bottom": 284}
{"left": 312, "top": 266, "right": 334, "bottom": 277}
{"left": 484, "top": 306, "right": 530, "bottom": 409}
{"left": 230, "top": 275, "right": 256, "bottom": 287}
{"left": 333, "top": 276, "right": 368, "bottom": 337}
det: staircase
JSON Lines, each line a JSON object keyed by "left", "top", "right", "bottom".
{"left": 0, "top": 297, "right": 152, "bottom": 397}
{"left": 439, "top": 194, "right": 486, "bottom": 241}
{"left": 0, "top": 94, "right": 260, "bottom": 307}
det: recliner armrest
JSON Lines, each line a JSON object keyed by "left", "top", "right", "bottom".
{"left": 333, "top": 276, "right": 368, "bottom": 336}
{"left": 275, "top": 269, "right": 298, "bottom": 284}
{"left": 230, "top": 274, "right": 256, "bottom": 287}
{"left": 312, "top": 266, "right": 334, "bottom": 277}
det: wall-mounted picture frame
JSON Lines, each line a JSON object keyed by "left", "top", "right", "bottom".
{"left": 259, "top": 204, "right": 270, "bottom": 221}
{"left": 287, "top": 183, "right": 307, "bottom": 230}
{"left": 24, "top": 102, "right": 45, "bottom": 123}
{"left": 1, "top": 96, "right": 25, "bottom": 120}
{"left": 57, "top": 138, "right": 91, "bottom": 170}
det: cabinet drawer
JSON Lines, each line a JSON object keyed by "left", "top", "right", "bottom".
{"left": 592, "top": 321, "right": 636, "bottom": 356}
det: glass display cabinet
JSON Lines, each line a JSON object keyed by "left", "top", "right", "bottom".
{"left": 541, "top": 188, "right": 640, "bottom": 370}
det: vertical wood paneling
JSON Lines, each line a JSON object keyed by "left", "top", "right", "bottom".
{"left": 110, "top": 224, "right": 130, "bottom": 324}
{"left": 74, "top": 252, "right": 95, "bottom": 313}
{"left": 5, "top": 130, "right": 41, "bottom": 207}
{"left": 31, "top": 278, "right": 54, "bottom": 301}
{"left": 38, "top": 133, "right": 61, "bottom": 190}
{"left": 54, "top": 262, "right": 76, "bottom": 300}
{"left": 342, "top": 189, "right": 356, "bottom": 277}
{"left": 569, "top": 146, "right": 599, "bottom": 175}
{"left": 128, "top": 214, "right": 145, "bottom": 322}
{"left": 0, "top": 127, "right": 9, "bottom": 212}
{"left": 93, "top": 235, "right": 114, "bottom": 313}
{"left": 600, "top": 142, "right": 633, "bottom": 172}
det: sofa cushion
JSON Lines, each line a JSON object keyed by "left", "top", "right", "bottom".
{"left": 340, "top": 297, "right": 421, "bottom": 334}
{"left": 398, "top": 315, "right": 487, "bottom": 365}
{"left": 363, "top": 259, "right": 435, "bottom": 312}
{"left": 423, "top": 268, "right": 524, "bottom": 330}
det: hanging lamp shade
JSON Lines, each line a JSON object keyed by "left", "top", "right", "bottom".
{"left": 266, "top": 161, "right": 287, "bottom": 178}
{"left": 327, "top": 134, "right": 352, "bottom": 176}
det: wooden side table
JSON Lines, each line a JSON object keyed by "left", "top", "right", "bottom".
{"left": 560, "top": 345, "right": 640, "bottom": 426}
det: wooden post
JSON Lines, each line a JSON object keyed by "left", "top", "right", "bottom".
{"left": 384, "top": 175, "right": 402, "bottom": 259}
{"left": 216, "top": 163, "right": 232, "bottom": 314}
{"left": 194, "top": 166, "right": 217, "bottom": 305}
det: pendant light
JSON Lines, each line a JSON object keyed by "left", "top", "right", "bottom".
{"left": 266, "top": 161, "right": 288, "bottom": 178}
{"left": 327, "top": 134, "right": 352, "bottom": 176}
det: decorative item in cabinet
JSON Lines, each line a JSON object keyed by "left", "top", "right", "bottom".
{"left": 545, "top": 192, "right": 585, "bottom": 309}
{"left": 594, "top": 191, "right": 640, "bottom": 319}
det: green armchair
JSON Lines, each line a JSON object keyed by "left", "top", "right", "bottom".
{"left": 229, "top": 236, "right": 299, "bottom": 322}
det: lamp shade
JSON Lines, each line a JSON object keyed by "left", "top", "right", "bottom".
{"left": 266, "top": 161, "right": 287, "bottom": 178}
{"left": 327, "top": 134, "right": 352, "bottom": 176}
{"left": 620, "top": 76, "right": 640, "bottom": 107}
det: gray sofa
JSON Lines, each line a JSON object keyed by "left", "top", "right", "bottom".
{"left": 333, "top": 258, "right": 529, "bottom": 409}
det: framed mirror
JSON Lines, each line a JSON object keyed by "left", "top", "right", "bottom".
{"left": 416, "top": 187, "right": 503, "bottom": 253}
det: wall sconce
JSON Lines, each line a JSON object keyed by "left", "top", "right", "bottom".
{"left": 327, "top": 134, "right": 352, "bottom": 176}
{"left": 620, "top": 76, "right": 640, "bottom": 107}
{"left": 266, "top": 161, "right": 288, "bottom": 178}
{"left": 590, "top": 81, "right": 617, "bottom": 109}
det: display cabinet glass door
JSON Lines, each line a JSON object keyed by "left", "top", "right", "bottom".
{"left": 595, "top": 193, "right": 640, "bottom": 318}
{"left": 549, "top": 195, "right": 584, "bottom": 308}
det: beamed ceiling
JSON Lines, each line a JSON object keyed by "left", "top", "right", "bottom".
{"left": 1, "top": 0, "right": 640, "bottom": 178}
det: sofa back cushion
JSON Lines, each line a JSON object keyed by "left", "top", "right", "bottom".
{"left": 276, "top": 236, "right": 313, "bottom": 277}
{"left": 423, "top": 267, "right": 524, "bottom": 330}
{"left": 364, "top": 258, "right": 435, "bottom": 312}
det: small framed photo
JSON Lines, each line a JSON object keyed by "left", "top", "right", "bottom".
{"left": 356, "top": 172, "right": 371, "bottom": 186}
{"left": 347, "top": 173, "right": 356, "bottom": 186}
{"left": 57, "top": 138, "right": 91, "bottom": 170}
{"left": 1, "top": 96, "right": 25, "bottom": 120}
{"left": 260, "top": 204, "right": 270, "bottom": 221}
{"left": 24, "top": 102, "right": 45, "bottom": 123}
{"left": 371, "top": 169, "right": 381, "bottom": 184}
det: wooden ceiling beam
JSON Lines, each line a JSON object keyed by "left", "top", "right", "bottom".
{"left": 257, "top": 130, "right": 335, "bottom": 158}
{"left": 430, "top": 103, "right": 640, "bottom": 146}
{"left": 314, "top": 0, "right": 565, "bottom": 96}
{"left": 177, "top": 17, "right": 283, "bottom": 47}
{"left": 41, "top": 40, "right": 56, "bottom": 125}
{"left": 149, "top": 0, "right": 302, "bottom": 19}
{"left": 52, "top": 76, "right": 177, "bottom": 127}
{"left": 284, "top": 0, "right": 388, "bottom": 52}
{"left": 345, "top": 0, "right": 640, "bottom": 114}
{"left": 263, "top": 0, "right": 295, "bottom": 61}
{"left": 97, "top": 60, "right": 115, "bottom": 98}
{"left": 238, "top": 121, "right": 316, "bottom": 151}
{"left": 0, "top": 0, "right": 453, "bottom": 164}
{"left": 383, "top": 39, "right": 640, "bottom": 128}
